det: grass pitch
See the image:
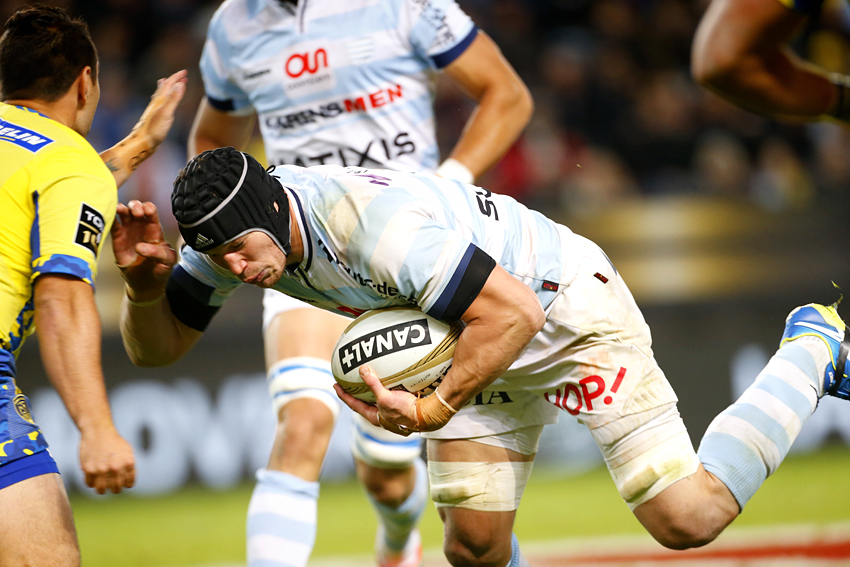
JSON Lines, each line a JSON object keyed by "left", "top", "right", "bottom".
{"left": 69, "top": 445, "right": 850, "bottom": 567}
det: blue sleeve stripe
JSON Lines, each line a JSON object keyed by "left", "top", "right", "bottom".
{"left": 207, "top": 95, "right": 236, "bottom": 112}
{"left": 431, "top": 25, "right": 478, "bottom": 69}
{"left": 32, "top": 255, "right": 93, "bottom": 283}
{"left": 0, "top": 350, "right": 17, "bottom": 378}
{"left": 428, "top": 243, "right": 475, "bottom": 319}
{"left": 30, "top": 192, "right": 40, "bottom": 260}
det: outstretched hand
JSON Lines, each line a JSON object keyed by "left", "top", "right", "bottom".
{"left": 111, "top": 200, "right": 177, "bottom": 296}
{"left": 334, "top": 365, "right": 420, "bottom": 436}
{"left": 132, "top": 69, "right": 188, "bottom": 152}
{"left": 102, "top": 70, "right": 188, "bottom": 188}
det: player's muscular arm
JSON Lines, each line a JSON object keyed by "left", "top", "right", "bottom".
{"left": 441, "top": 31, "right": 534, "bottom": 180}
{"left": 34, "top": 274, "right": 136, "bottom": 494}
{"left": 189, "top": 98, "right": 256, "bottom": 157}
{"left": 339, "top": 266, "right": 544, "bottom": 434}
{"left": 691, "top": 0, "right": 836, "bottom": 119}
{"left": 101, "top": 70, "right": 187, "bottom": 188}
{"left": 437, "top": 265, "right": 545, "bottom": 408}
{"left": 112, "top": 200, "right": 203, "bottom": 366}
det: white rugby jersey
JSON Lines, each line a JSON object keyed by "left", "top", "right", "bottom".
{"left": 200, "top": 0, "right": 478, "bottom": 171}
{"left": 171, "top": 166, "right": 581, "bottom": 324}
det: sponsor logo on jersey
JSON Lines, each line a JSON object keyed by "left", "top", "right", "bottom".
{"left": 0, "top": 120, "right": 54, "bottom": 152}
{"left": 544, "top": 367, "right": 628, "bottom": 416}
{"left": 413, "top": 0, "right": 457, "bottom": 51}
{"left": 272, "top": 133, "right": 416, "bottom": 168}
{"left": 74, "top": 203, "right": 105, "bottom": 255}
{"left": 13, "top": 394, "right": 34, "bottom": 424}
{"left": 264, "top": 84, "right": 405, "bottom": 132}
{"left": 243, "top": 68, "right": 271, "bottom": 80}
{"left": 317, "top": 238, "right": 418, "bottom": 302}
{"left": 282, "top": 43, "right": 336, "bottom": 96}
{"left": 338, "top": 319, "right": 432, "bottom": 374}
{"left": 285, "top": 48, "right": 329, "bottom": 78}
{"left": 471, "top": 391, "right": 513, "bottom": 406}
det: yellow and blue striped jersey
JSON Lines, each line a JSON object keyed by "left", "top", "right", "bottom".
{"left": 0, "top": 102, "right": 116, "bottom": 378}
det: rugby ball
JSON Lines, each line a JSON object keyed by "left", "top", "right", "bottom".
{"left": 332, "top": 307, "right": 463, "bottom": 404}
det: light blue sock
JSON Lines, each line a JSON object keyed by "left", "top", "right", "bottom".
{"left": 371, "top": 458, "right": 428, "bottom": 552}
{"left": 506, "top": 534, "right": 530, "bottom": 567}
{"left": 698, "top": 341, "right": 823, "bottom": 508}
{"left": 247, "top": 468, "right": 319, "bottom": 567}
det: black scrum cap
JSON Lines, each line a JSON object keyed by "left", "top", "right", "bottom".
{"left": 172, "top": 147, "right": 291, "bottom": 255}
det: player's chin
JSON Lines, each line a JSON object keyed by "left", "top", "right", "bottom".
{"left": 256, "top": 271, "right": 281, "bottom": 288}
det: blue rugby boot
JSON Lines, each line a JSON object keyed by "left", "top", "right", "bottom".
{"left": 781, "top": 303, "right": 850, "bottom": 400}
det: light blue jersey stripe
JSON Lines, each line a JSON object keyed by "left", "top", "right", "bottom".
{"left": 699, "top": 431, "right": 767, "bottom": 508}
{"left": 753, "top": 373, "right": 815, "bottom": 423}
{"left": 723, "top": 403, "right": 791, "bottom": 455}
{"left": 201, "top": 0, "right": 476, "bottom": 171}
{"left": 178, "top": 166, "right": 574, "bottom": 319}
{"left": 698, "top": 341, "right": 820, "bottom": 508}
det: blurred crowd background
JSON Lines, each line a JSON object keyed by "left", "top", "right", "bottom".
{"left": 5, "top": 0, "right": 850, "bottom": 497}
{"left": 4, "top": 0, "right": 850, "bottom": 221}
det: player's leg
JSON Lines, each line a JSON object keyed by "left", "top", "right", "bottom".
{"left": 247, "top": 292, "right": 350, "bottom": 567}
{"left": 547, "top": 236, "right": 850, "bottom": 549}
{"left": 0, "top": 454, "right": 79, "bottom": 567}
{"left": 351, "top": 415, "right": 427, "bottom": 567}
{"left": 537, "top": 238, "right": 722, "bottom": 549}
{"left": 426, "top": 429, "right": 540, "bottom": 567}
{"left": 636, "top": 301, "right": 849, "bottom": 547}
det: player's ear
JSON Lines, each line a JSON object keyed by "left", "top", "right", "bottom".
{"left": 76, "top": 66, "right": 94, "bottom": 110}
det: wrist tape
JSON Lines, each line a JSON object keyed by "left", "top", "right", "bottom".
{"left": 436, "top": 158, "right": 474, "bottom": 185}
{"left": 414, "top": 389, "right": 458, "bottom": 432}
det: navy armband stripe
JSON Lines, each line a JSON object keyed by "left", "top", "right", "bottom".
{"left": 207, "top": 95, "right": 236, "bottom": 112}
{"left": 166, "top": 266, "right": 220, "bottom": 331}
{"left": 431, "top": 26, "right": 478, "bottom": 69}
{"left": 171, "top": 265, "right": 216, "bottom": 303}
{"left": 429, "top": 244, "right": 495, "bottom": 321}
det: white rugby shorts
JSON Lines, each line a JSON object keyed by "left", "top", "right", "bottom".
{"left": 424, "top": 231, "right": 698, "bottom": 509}
{"left": 262, "top": 288, "right": 321, "bottom": 332}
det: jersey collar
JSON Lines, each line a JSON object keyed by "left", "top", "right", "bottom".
{"left": 282, "top": 185, "right": 314, "bottom": 274}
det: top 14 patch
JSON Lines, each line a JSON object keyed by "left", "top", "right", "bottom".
{"left": 75, "top": 203, "right": 105, "bottom": 255}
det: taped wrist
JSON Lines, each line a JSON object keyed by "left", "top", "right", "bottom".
{"left": 828, "top": 74, "right": 850, "bottom": 122}
{"left": 436, "top": 158, "right": 474, "bottom": 185}
{"left": 414, "top": 390, "right": 458, "bottom": 432}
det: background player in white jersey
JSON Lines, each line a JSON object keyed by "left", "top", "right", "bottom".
{"left": 114, "top": 148, "right": 850, "bottom": 567}
{"left": 189, "top": 1, "right": 533, "bottom": 566}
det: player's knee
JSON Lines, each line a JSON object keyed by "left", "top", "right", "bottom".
{"left": 641, "top": 503, "right": 729, "bottom": 550}
{"left": 276, "top": 400, "right": 335, "bottom": 457}
{"left": 280, "top": 402, "right": 335, "bottom": 436}
{"left": 648, "top": 517, "right": 722, "bottom": 550}
{"left": 356, "top": 461, "right": 415, "bottom": 507}
{"left": 443, "top": 532, "right": 510, "bottom": 567}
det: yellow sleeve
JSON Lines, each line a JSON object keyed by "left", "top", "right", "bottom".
{"left": 775, "top": 0, "right": 824, "bottom": 13}
{"left": 29, "top": 147, "right": 117, "bottom": 285}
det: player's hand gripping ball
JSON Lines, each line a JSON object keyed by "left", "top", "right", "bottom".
{"left": 332, "top": 307, "right": 462, "bottom": 404}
